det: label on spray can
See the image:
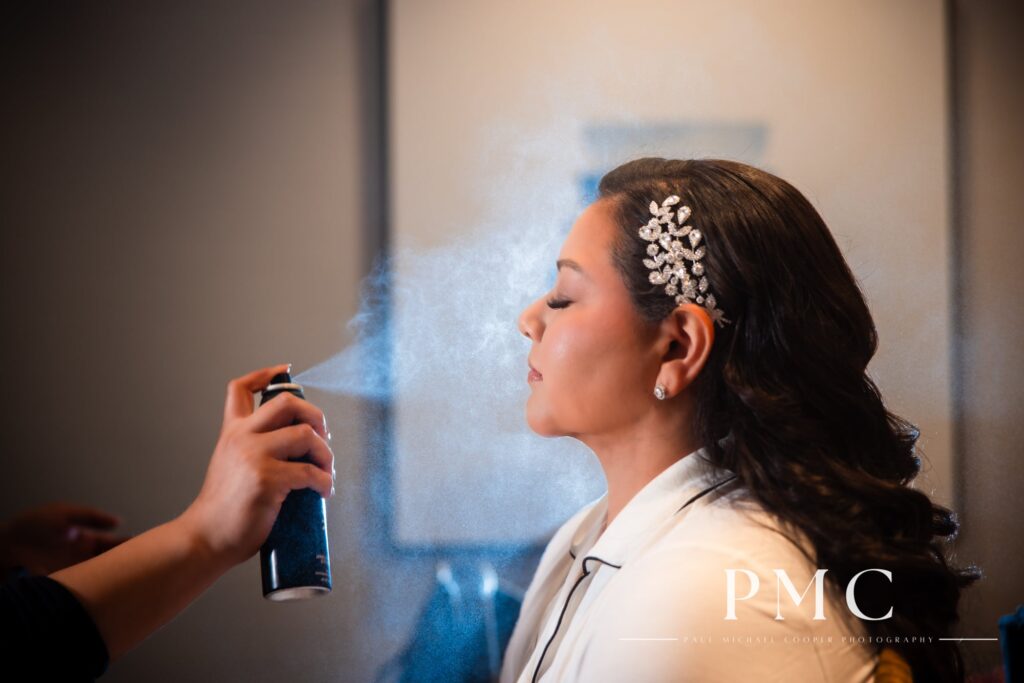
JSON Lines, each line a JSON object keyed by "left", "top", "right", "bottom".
{"left": 258, "top": 372, "right": 332, "bottom": 601}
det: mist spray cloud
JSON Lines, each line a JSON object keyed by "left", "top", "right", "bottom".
{"left": 295, "top": 131, "right": 605, "bottom": 546}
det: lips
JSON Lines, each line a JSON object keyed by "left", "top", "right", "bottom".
{"left": 528, "top": 361, "right": 543, "bottom": 382}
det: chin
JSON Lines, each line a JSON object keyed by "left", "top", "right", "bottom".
{"left": 524, "top": 400, "right": 565, "bottom": 438}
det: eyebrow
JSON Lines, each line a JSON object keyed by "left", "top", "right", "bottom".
{"left": 556, "top": 259, "right": 588, "bottom": 277}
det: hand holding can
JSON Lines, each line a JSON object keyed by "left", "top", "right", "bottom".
{"left": 179, "top": 365, "right": 335, "bottom": 573}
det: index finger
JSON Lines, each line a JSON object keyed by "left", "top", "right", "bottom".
{"left": 224, "top": 364, "right": 291, "bottom": 421}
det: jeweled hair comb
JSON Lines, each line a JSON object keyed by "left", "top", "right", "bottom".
{"left": 638, "top": 194, "right": 731, "bottom": 327}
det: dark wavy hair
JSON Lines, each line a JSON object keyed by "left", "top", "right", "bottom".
{"left": 599, "top": 158, "right": 978, "bottom": 682}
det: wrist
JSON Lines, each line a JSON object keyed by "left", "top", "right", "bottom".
{"left": 171, "top": 510, "right": 235, "bottom": 577}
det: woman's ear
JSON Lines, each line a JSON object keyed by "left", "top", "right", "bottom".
{"left": 653, "top": 303, "right": 715, "bottom": 399}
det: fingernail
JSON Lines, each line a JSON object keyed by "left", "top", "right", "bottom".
{"left": 330, "top": 484, "right": 336, "bottom": 497}
{"left": 327, "top": 430, "right": 333, "bottom": 442}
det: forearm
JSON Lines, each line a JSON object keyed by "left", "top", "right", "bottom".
{"left": 49, "top": 514, "right": 231, "bottom": 661}
{"left": 35, "top": 365, "right": 332, "bottom": 666}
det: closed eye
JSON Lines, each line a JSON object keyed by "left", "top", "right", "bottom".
{"left": 546, "top": 297, "right": 571, "bottom": 309}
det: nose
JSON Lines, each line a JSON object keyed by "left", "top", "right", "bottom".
{"left": 518, "top": 296, "right": 544, "bottom": 341}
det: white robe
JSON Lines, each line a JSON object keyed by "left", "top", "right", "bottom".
{"left": 499, "top": 448, "right": 878, "bottom": 682}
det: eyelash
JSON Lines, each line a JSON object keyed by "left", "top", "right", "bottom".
{"left": 546, "top": 297, "right": 571, "bottom": 309}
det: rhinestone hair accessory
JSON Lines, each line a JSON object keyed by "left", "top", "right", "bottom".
{"left": 638, "top": 194, "right": 731, "bottom": 326}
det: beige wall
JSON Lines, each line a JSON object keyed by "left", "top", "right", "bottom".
{"left": 953, "top": 0, "right": 1024, "bottom": 671}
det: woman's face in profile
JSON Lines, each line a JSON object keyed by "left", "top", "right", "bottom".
{"left": 518, "top": 199, "right": 660, "bottom": 440}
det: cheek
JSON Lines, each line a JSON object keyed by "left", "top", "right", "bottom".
{"left": 541, "top": 318, "right": 644, "bottom": 419}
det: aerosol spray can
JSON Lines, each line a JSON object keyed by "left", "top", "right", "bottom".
{"left": 258, "top": 371, "right": 332, "bottom": 601}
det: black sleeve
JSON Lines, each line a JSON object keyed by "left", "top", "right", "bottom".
{"left": 0, "top": 575, "right": 109, "bottom": 681}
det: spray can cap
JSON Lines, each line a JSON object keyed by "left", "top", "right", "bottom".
{"left": 263, "top": 371, "right": 304, "bottom": 400}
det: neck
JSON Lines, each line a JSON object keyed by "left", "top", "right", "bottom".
{"left": 582, "top": 403, "right": 699, "bottom": 529}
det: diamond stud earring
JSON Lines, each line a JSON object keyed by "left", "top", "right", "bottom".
{"left": 654, "top": 384, "right": 667, "bottom": 401}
